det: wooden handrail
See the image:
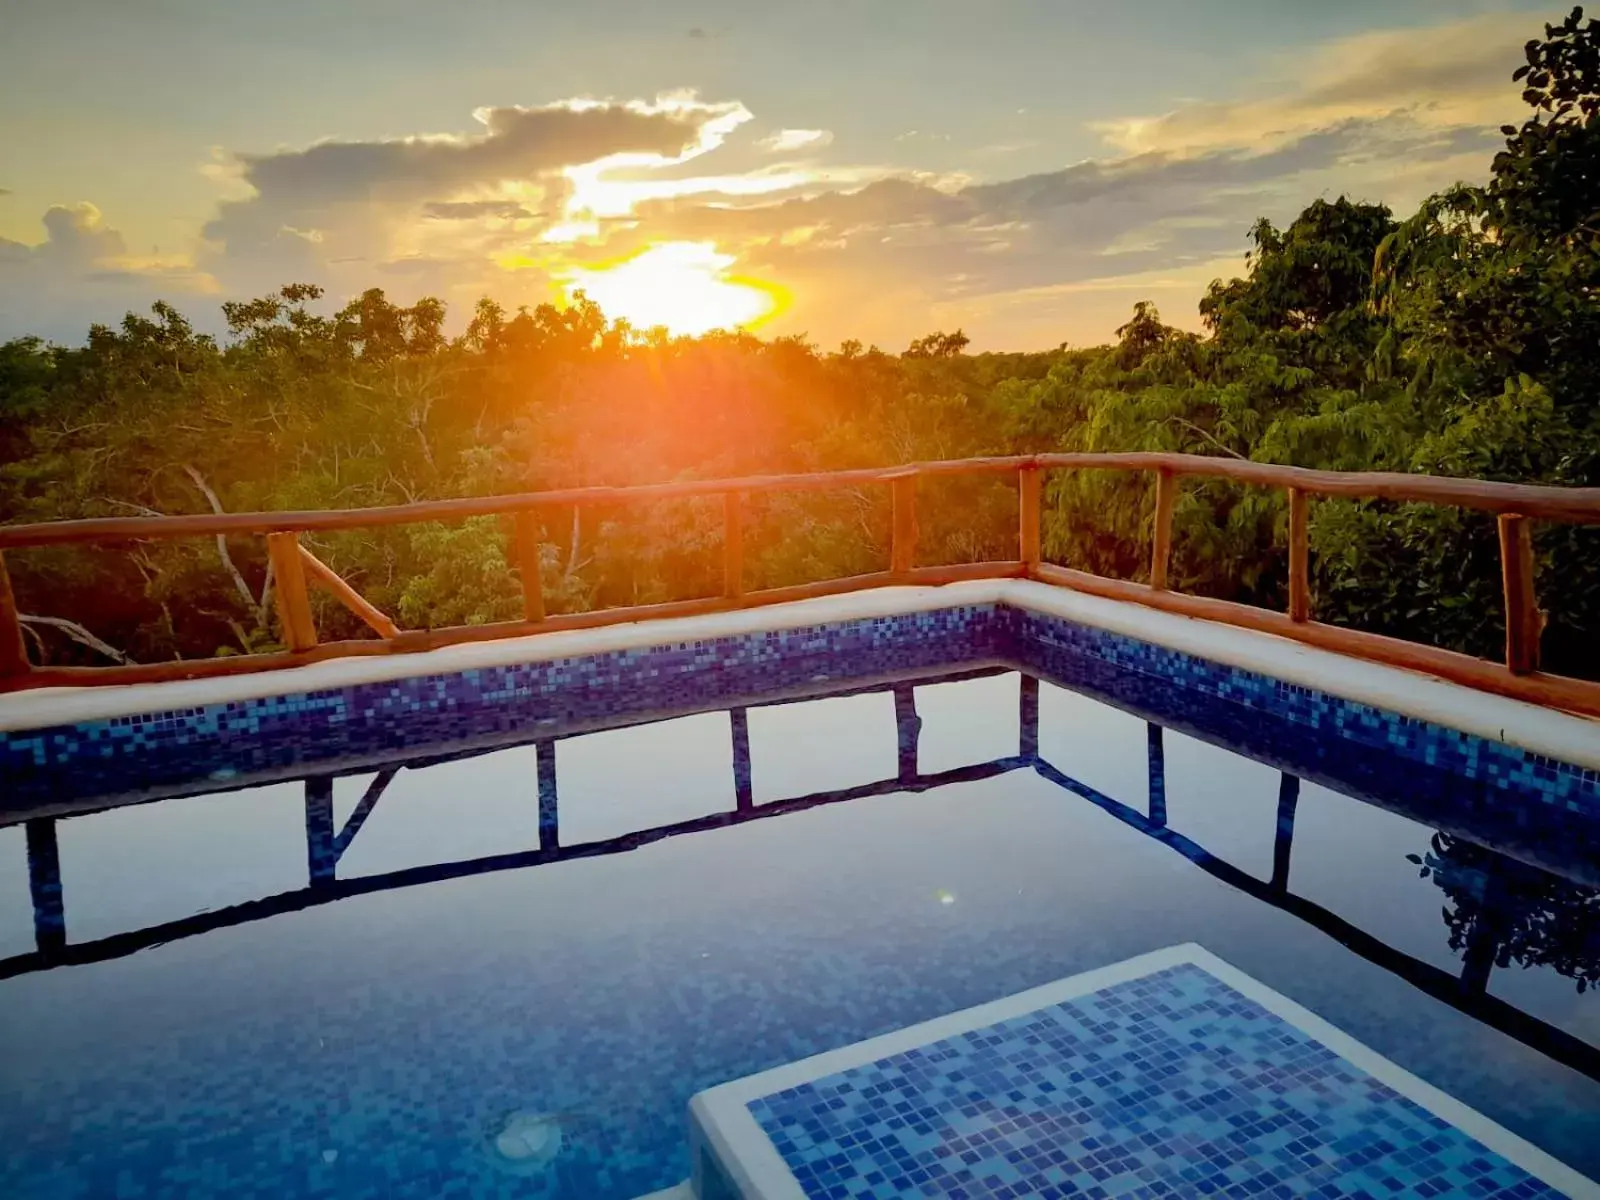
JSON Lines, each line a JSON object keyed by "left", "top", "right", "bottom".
{"left": 5, "top": 453, "right": 1597, "bottom": 552}
{"left": 0, "top": 457, "right": 1031, "bottom": 549}
{"left": 1031, "top": 453, "right": 1600, "bottom": 523}
{"left": 1, "top": 453, "right": 1595, "bottom": 718}
{"left": 298, "top": 545, "right": 400, "bottom": 641}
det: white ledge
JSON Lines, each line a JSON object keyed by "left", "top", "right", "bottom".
{"left": 2, "top": 579, "right": 1596, "bottom": 772}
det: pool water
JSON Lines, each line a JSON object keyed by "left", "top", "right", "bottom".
{"left": 1, "top": 666, "right": 1597, "bottom": 1199}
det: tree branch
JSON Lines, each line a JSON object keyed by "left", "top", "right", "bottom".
{"left": 1164, "top": 417, "right": 1248, "bottom": 460}
{"left": 20, "top": 622, "right": 46, "bottom": 658}
{"left": 565, "top": 506, "right": 582, "bottom": 581}
{"left": 20, "top": 615, "right": 134, "bottom": 664}
{"left": 258, "top": 553, "right": 275, "bottom": 618}
{"left": 101, "top": 498, "right": 166, "bottom": 518}
{"left": 182, "top": 464, "right": 261, "bottom": 617}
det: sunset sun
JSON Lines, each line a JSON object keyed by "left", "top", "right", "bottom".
{"left": 566, "top": 241, "right": 784, "bottom": 336}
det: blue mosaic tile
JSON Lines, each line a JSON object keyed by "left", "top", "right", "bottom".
{"left": 742, "top": 961, "right": 1569, "bottom": 1199}
{"left": 0, "top": 605, "right": 1008, "bottom": 807}
{"left": 1008, "top": 608, "right": 1599, "bottom": 819}
{"left": 2, "top": 601, "right": 1595, "bottom": 834}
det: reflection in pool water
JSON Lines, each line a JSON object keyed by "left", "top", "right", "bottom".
{"left": 0, "top": 666, "right": 1596, "bottom": 1198}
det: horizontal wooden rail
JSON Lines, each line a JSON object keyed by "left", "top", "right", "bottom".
{"left": 0, "top": 452, "right": 1595, "bottom": 719}
{"left": 0, "top": 456, "right": 1032, "bottom": 549}
{"left": 1, "top": 454, "right": 1596, "bottom": 553}
{"left": 1031, "top": 453, "right": 1600, "bottom": 524}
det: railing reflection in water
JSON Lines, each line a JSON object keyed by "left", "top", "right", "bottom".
{"left": 7, "top": 668, "right": 1598, "bottom": 1084}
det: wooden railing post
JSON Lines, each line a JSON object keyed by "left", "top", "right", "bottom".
{"left": 724, "top": 490, "right": 744, "bottom": 600}
{"left": 1018, "top": 463, "right": 1042, "bottom": 573}
{"left": 513, "top": 511, "right": 546, "bottom": 623}
{"left": 1498, "top": 514, "right": 1540, "bottom": 675}
{"left": 0, "top": 550, "right": 31, "bottom": 677}
{"left": 266, "top": 532, "right": 318, "bottom": 652}
{"left": 891, "top": 472, "right": 917, "bottom": 576}
{"left": 1150, "top": 469, "right": 1177, "bottom": 591}
{"left": 1287, "top": 486, "right": 1310, "bottom": 623}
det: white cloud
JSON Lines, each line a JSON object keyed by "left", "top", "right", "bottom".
{"left": 0, "top": 202, "right": 216, "bottom": 341}
{"left": 199, "top": 95, "right": 752, "bottom": 299}
{"left": 756, "top": 128, "right": 834, "bottom": 154}
{"left": 1093, "top": 12, "right": 1527, "bottom": 157}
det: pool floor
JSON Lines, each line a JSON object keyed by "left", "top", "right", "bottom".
{"left": 1, "top": 668, "right": 1597, "bottom": 1198}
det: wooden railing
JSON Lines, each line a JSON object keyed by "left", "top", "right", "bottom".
{"left": 1, "top": 453, "right": 1598, "bottom": 715}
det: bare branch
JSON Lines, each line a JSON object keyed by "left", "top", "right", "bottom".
{"left": 20, "top": 614, "right": 134, "bottom": 664}
{"left": 1164, "top": 417, "right": 1247, "bottom": 460}
{"left": 565, "top": 506, "right": 582, "bottom": 581}
{"left": 182, "top": 464, "right": 260, "bottom": 616}
{"left": 101, "top": 498, "right": 166, "bottom": 518}
{"left": 20, "top": 622, "right": 46, "bottom": 658}
{"left": 258, "top": 553, "right": 275, "bottom": 616}
{"left": 224, "top": 617, "right": 254, "bottom": 655}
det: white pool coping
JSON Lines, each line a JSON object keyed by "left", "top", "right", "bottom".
{"left": 2, "top": 580, "right": 1596, "bottom": 772}
{"left": 687, "top": 943, "right": 1600, "bottom": 1200}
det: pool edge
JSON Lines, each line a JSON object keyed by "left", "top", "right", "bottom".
{"left": 3, "top": 579, "right": 1594, "bottom": 772}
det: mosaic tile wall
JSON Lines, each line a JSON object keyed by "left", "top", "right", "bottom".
{"left": 2, "top": 598, "right": 1594, "bottom": 823}
{"left": 743, "top": 961, "right": 1566, "bottom": 1199}
{"left": 1009, "top": 607, "right": 1599, "bottom": 818}
{"left": 0, "top": 605, "right": 1008, "bottom": 808}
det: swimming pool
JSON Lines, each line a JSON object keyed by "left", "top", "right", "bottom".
{"left": 1, "top": 583, "right": 1597, "bottom": 1198}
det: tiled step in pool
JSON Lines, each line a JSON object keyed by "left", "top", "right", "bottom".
{"left": 688, "top": 945, "right": 1600, "bottom": 1200}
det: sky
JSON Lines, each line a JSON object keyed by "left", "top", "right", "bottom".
{"left": 0, "top": 0, "right": 1553, "bottom": 350}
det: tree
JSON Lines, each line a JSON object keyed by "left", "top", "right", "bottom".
{"left": 3, "top": 10, "right": 1600, "bottom": 682}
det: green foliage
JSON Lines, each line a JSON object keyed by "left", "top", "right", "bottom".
{"left": 1410, "top": 831, "right": 1600, "bottom": 994}
{"left": 2, "top": 9, "right": 1598, "bottom": 680}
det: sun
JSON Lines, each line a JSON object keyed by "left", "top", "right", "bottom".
{"left": 566, "top": 241, "right": 785, "bottom": 337}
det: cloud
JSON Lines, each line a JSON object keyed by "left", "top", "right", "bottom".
{"left": 597, "top": 103, "right": 1500, "bottom": 349}
{"left": 0, "top": 187, "right": 12, "bottom": 197}
{"left": 1094, "top": 12, "right": 1527, "bottom": 156}
{"left": 423, "top": 200, "right": 540, "bottom": 220}
{"left": 757, "top": 129, "right": 834, "bottom": 154}
{"left": 36, "top": 202, "right": 128, "bottom": 265}
{"left": 0, "top": 203, "right": 130, "bottom": 271}
{"left": 0, "top": 202, "right": 216, "bottom": 341}
{"left": 200, "top": 96, "right": 750, "bottom": 293}
{"left": 229, "top": 100, "right": 722, "bottom": 206}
